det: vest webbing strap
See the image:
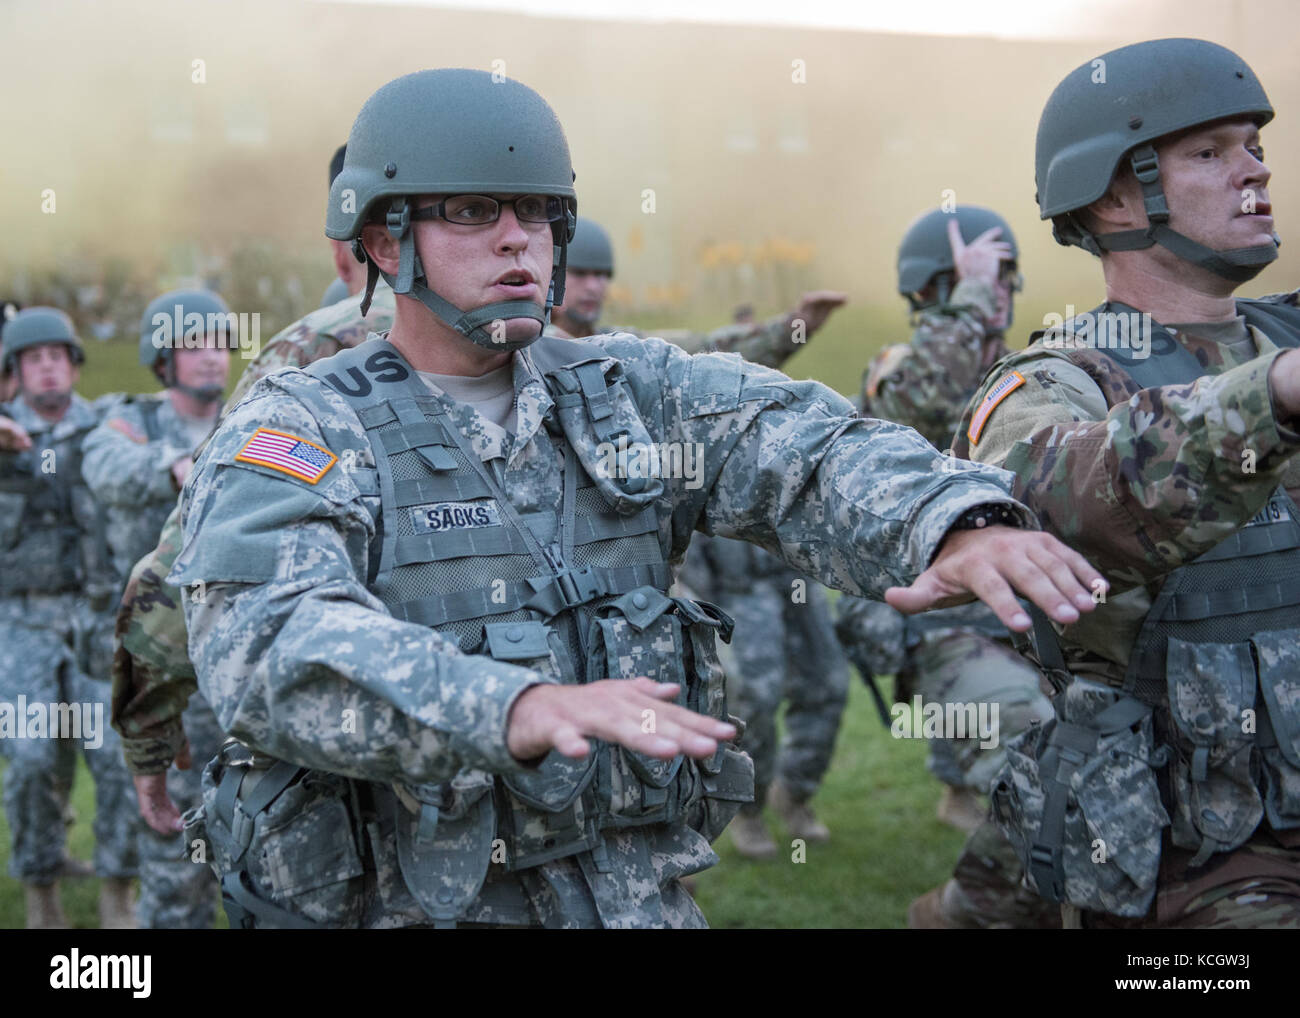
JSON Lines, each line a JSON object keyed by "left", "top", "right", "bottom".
{"left": 393, "top": 526, "right": 534, "bottom": 565}
{"left": 1029, "top": 697, "right": 1151, "bottom": 902}
{"left": 393, "top": 473, "right": 493, "bottom": 506}
{"left": 391, "top": 562, "right": 672, "bottom": 628}
{"left": 1163, "top": 580, "right": 1300, "bottom": 622}
{"left": 1193, "top": 516, "right": 1298, "bottom": 562}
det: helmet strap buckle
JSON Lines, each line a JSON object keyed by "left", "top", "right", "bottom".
{"left": 1128, "top": 145, "right": 1170, "bottom": 224}
{"left": 386, "top": 198, "right": 412, "bottom": 240}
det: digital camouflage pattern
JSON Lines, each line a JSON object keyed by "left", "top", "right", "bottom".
{"left": 82, "top": 393, "right": 213, "bottom": 582}
{"left": 110, "top": 285, "right": 397, "bottom": 775}
{"left": 0, "top": 392, "right": 139, "bottom": 881}
{"left": 546, "top": 305, "right": 811, "bottom": 362}
{"left": 682, "top": 534, "right": 848, "bottom": 809}
{"left": 170, "top": 329, "right": 1035, "bottom": 928}
{"left": 959, "top": 301, "right": 1300, "bottom": 926}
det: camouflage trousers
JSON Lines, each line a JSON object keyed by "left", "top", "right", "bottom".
{"left": 1083, "top": 830, "right": 1300, "bottom": 929}
{"left": 0, "top": 593, "right": 139, "bottom": 882}
{"left": 906, "top": 629, "right": 1053, "bottom": 791}
{"left": 714, "top": 577, "right": 849, "bottom": 807}
{"left": 136, "top": 691, "right": 224, "bottom": 928}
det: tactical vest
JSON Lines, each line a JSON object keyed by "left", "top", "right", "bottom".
{"left": 989, "top": 298, "right": 1300, "bottom": 916}
{"left": 200, "top": 337, "right": 752, "bottom": 928}
{"left": 0, "top": 402, "right": 110, "bottom": 597}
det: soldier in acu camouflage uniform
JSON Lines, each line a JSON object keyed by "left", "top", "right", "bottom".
{"left": 834, "top": 207, "right": 1059, "bottom": 926}
{"left": 553, "top": 217, "right": 852, "bottom": 857}
{"left": 169, "top": 68, "right": 1101, "bottom": 930}
{"left": 114, "top": 285, "right": 397, "bottom": 839}
{"left": 955, "top": 39, "right": 1300, "bottom": 928}
{"left": 0, "top": 308, "right": 139, "bottom": 928}
{"left": 83, "top": 289, "right": 234, "bottom": 927}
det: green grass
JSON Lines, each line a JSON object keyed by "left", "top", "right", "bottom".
{"left": 0, "top": 677, "right": 963, "bottom": 929}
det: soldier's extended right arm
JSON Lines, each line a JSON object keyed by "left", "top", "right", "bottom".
{"left": 962, "top": 347, "right": 1300, "bottom": 588}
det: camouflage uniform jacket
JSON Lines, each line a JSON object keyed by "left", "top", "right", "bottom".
{"left": 111, "top": 285, "right": 397, "bottom": 774}
{"left": 82, "top": 392, "right": 216, "bottom": 582}
{"left": 169, "top": 329, "right": 1034, "bottom": 926}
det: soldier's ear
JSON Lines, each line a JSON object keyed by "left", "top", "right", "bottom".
{"left": 359, "top": 223, "right": 401, "bottom": 276}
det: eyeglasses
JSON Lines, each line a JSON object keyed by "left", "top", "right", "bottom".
{"left": 410, "top": 194, "right": 566, "bottom": 227}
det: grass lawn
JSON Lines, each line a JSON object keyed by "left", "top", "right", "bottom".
{"left": 0, "top": 677, "right": 965, "bottom": 929}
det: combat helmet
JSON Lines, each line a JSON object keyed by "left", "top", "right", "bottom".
{"left": 566, "top": 217, "right": 615, "bottom": 276}
{"left": 1, "top": 306, "right": 84, "bottom": 373}
{"left": 139, "top": 288, "right": 233, "bottom": 402}
{"left": 327, "top": 68, "right": 577, "bottom": 350}
{"left": 897, "top": 205, "right": 1020, "bottom": 320}
{"left": 1037, "top": 37, "right": 1276, "bottom": 282}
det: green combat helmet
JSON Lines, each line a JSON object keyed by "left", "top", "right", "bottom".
{"left": 1, "top": 306, "right": 84, "bottom": 373}
{"left": 1037, "top": 37, "right": 1277, "bottom": 282}
{"left": 138, "top": 288, "right": 232, "bottom": 402}
{"left": 897, "top": 205, "right": 1019, "bottom": 318}
{"left": 326, "top": 68, "right": 577, "bottom": 350}
{"left": 567, "top": 216, "right": 615, "bottom": 276}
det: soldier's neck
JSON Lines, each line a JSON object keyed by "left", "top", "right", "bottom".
{"left": 387, "top": 310, "right": 513, "bottom": 378}
{"left": 1102, "top": 259, "right": 1238, "bottom": 325}
{"left": 168, "top": 388, "right": 221, "bottom": 421}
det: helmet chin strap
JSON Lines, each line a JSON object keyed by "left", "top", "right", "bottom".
{"left": 163, "top": 360, "right": 223, "bottom": 404}
{"left": 1082, "top": 145, "right": 1279, "bottom": 283}
{"left": 357, "top": 197, "right": 567, "bottom": 353}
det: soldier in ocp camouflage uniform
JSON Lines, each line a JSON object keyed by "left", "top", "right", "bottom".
{"left": 834, "top": 207, "right": 1059, "bottom": 927}
{"left": 0, "top": 307, "right": 139, "bottom": 928}
{"left": 956, "top": 39, "right": 1300, "bottom": 928}
{"left": 554, "top": 217, "right": 852, "bottom": 856}
{"left": 83, "top": 289, "right": 234, "bottom": 927}
{"left": 168, "top": 68, "right": 1105, "bottom": 929}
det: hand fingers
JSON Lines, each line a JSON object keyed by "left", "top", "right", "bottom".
{"left": 946, "top": 218, "right": 965, "bottom": 255}
{"left": 995, "top": 551, "right": 1081, "bottom": 627}
{"left": 962, "top": 567, "right": 1035, "bottom": 632}
{"left": 550, "top": 722, "right": 591, "bottom": 759}
{"left": 970, "top": 226, "right": 1004, "bottom": 247}
{"left": 1026, "top": 541, "right": 1103, "bottom": 613}
{"left": 883, "top": 571, "right": 964, "bottom": 615}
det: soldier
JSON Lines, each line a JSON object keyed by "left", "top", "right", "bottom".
{"left": 0, "top": 308, "right": 139, "bottom": 928}
{"left": 954, "top": 38, "right": 1300, "bottom": 928}
{"left": 834, "top": 207, "right": 1059, "bottom": 926}
{"left": 322, "top": 144, "right": 366, "bottom": 309}
{"left": 554, "top": 216, "right": 852, "bottom": 856}
{"left": 170, "top": 68, "right": 1102, "bottom": 930}
{"left": 115, "top": 286, "right": 397, "bottom": 842}
{"left": 82, "top": 289, "right": 233, "bottom": 927}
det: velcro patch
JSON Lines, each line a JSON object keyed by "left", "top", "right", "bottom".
{"left": 235, "top": 427, "right": 337, "bottom": 484}
{"left": 410, "top": 500, "right": 503, "bottom": 534}
{"left": 966, "top": 371, "right": 1025, "bottom": 446}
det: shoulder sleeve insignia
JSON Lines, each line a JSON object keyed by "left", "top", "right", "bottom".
{"left": 966, "top": 370, "right": 1025, "bottom": 446}
{"left": 235, "top": 427, "right": 337, "bottom": 484}
{"left": 107, "top": 418, "right": 148, "bottom": 444}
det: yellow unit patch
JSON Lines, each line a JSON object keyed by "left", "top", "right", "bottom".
{"left": 966, "top": 371, "right": 1025, "bottom": 446}
{"left": 235, "top": 427, "right": 337, "bottom": 484}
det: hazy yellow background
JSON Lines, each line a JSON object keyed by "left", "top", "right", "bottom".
{"left": 2, "top": 0, "right": 1298, "bottom": 395}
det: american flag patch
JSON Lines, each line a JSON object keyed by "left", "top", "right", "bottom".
{"left": 967, "top": 371, "right": 1026, "bottom": 446}
{"left": 235, "top": 428, "right": 337, "bottom": 484}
